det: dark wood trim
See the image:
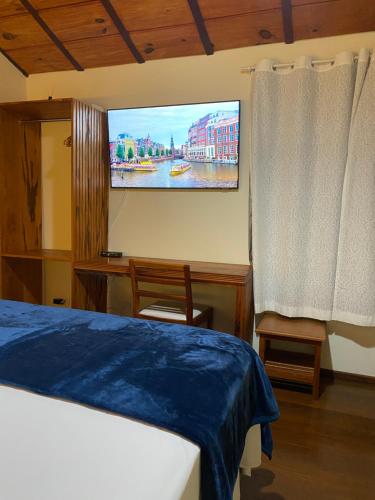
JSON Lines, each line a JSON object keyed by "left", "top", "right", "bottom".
{"left": 281, "top": 0, "right": 294, "bottom": 44}
{"left": 19, "top": 0, "right": 84, "bottom": 71}
{"left": 187, "top": 0, "right": 214, "bottom": 56}
{"left": 321, "top": 368, "right": 375, "bottom": 385}
{"left": 0, "top": 48, "right": 28, "bottom": 77}
{"left": 100, "top": 0, "right": 145, "bottom": 64}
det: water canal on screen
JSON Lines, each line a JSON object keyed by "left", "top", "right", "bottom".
{"left": 111, "top": 159, "right": 238, "bottom": 189}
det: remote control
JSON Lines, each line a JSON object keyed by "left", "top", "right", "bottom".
{"left": 100, "top": 251, "right": 123, "bottom": 258}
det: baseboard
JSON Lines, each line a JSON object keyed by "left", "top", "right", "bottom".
{"left": 321, "top": 368, "right": 375, "bottom": 385}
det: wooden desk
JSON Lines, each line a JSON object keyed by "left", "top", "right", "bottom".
{"left": 73, "top": 256, "right": 253, "bottom": 342}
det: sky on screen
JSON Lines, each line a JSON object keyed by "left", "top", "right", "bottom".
{"left": 108, "top": 101, "right": 239, "bottom": 147}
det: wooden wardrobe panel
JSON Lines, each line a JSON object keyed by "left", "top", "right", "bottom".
{"left": 0, "top": 111, "right": 42, "bottom": 254}
{"left": 71, "top": 100, "right": 108, "bottom": 310}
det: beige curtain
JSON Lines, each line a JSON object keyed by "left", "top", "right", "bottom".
{"left": 251, "top": 49, "right": 374, "bottom": 326}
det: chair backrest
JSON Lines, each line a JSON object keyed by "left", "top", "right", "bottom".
{"left": 129, "top": 259, "right": 194, "bottom": 323}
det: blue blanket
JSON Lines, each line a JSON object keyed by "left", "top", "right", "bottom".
{"left": 0, "top": 300, "right": 279, "bottom": 499}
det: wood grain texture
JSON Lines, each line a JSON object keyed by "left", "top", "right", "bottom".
{"left": 257, "top": 313, "right": 327, "bottom": 341}
{"left": 0, "top": 98, "right": 72, "bottom": 121}
{"left": 5, "top": 43, "right": 74, "bottom": 73}
{"left": 71, "top": 100, "right": 108, "bottom": 310}
{"left": 112, "top": 0, "right": 194, "bottom": 31}
{"left": 206, "top": 10, "right": 284, "bottom": 50}
{"left": 74, "top": 256, "right": 252, "bottom": 285}
{"left": 0, "top": 1, "right": 27, "bottom": 18}
{"left": 199, "top": 0, "right": 281, "bottom": 18}
{"left": 1, "top": 249, "right": 72, "bottom": 261}
{"left": 0, "top": 0, "right": 374, "bottom": 73}
{"left": 257, "top": 313, "right": 327, "bottom": 398}
{"left": 1, "top": 257, "right": 42, "bottom": 303}
{"left": 187, "top": 0, "right": 214, "bottom": 55}
{"left": 241, "top": 379, "right": 375, "bottom": 500}
{"left": 132, "top": 24, "right": 204, "bottom": 61}
{"left": 0, "top": 98, "right": 108, "bottom": 310}
{"left": 0, "top": 116, "right": 42, "bottom": 254}
{"left": 74, "top": 256, "right": 252, "bottom": 337}
{"left": 0, "top": 13, "right": 50, "bottom": 50}
{"left": 65, "top": 34, "right": 134, "bottom": 69}
{"left": 293, "top": 0, "right": 375, "bottom": 41}
{"left": 129, "top": 259, "right": 213, "bottom": 327}
{"left": 19, "top": 0, "right": 83, "bottom": 71}
{"left": 40, "top": 1, "right": 118, "bottom": 42}
{"left": 0, "top": 108, "right": 42, "bottom": 302}
{"left": 100, "top": 0, "right": 144, "bottom": 64}
{"left": 31, "top": 0, "right": 93, "bottom": 9}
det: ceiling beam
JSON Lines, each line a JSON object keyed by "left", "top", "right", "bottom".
{"left": 100, "top": 0, "right": 144, "bottom": 64}
{"left": 19, "top": 0, "right": 83, "bottom": 71}
{"left": 281, "top": 0, "right": 294, "bottom": 44}
{"left": 187, "top": 0, "right": 214, "bottom": 56}
{"left": 0, "top": 47, "right": 28, "bottom": 77}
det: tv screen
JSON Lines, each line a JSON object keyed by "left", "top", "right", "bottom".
{"left": 108, "top": 100, "right": 240, "bottom": 189}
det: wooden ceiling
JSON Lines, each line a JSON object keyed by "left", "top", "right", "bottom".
{"left": 0, "top": 0, "right": 374, "bottom": 75}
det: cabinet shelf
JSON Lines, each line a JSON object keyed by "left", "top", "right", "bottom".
{"left": 2, "top": 249, "right": 72, "bottom": 262}
{"left": 0, "top": 98, "right": 108, "bottom": 308}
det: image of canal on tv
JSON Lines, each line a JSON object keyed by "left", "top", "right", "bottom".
{"left": 108, "top": 101, "right": 240, "bottom": 189}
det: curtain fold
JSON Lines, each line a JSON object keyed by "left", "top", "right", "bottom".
{"left": 333, "top": 49, "right": 375, "bottom": 326}
{"left": 251, "top": 49, "right": 374, "bottom": 326}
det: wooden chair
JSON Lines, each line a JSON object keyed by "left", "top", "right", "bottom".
{"left": 129, "top": 259, "right": 213, "bottom": 328}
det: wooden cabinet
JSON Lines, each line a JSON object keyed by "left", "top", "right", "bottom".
{"left": 0, "top": 98, "right": 108, "bottom": 311}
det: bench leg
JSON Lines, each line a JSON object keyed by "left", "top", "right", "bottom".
{"left": 313, "top": 343, "right": 322, "bottom": 399}
{"left": 259, "top": 336, "right": 271, "bottom": 364}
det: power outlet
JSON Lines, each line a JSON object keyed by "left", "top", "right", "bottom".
{"left": 53, "top": 298, "right": 66, "bottom": 305}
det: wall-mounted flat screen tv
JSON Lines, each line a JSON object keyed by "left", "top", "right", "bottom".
{"left": 108, "top": 100, "right": 240, "bottom": 189}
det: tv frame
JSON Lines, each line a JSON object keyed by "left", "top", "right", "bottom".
{"left": 107, "top": 99, "right": 241, "bottom": 191}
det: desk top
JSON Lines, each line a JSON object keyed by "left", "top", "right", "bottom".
{"left": 74, "top": 256, "right": 252, "bottom": 286}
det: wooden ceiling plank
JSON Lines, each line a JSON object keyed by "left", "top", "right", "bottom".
{"left": 65, "top": 34, "right": 134, "bottom": 68}
{"left": 0, "top": 47, "right": 28, "bottom": 76}
{"left": 199, "top": 0, "right": 281, "bottom": 19}
{"left": 187, "top": 0, "right": 214, "bottom": 55}
{"left": 18, "top": 0, "right": 84, "bottom": 70}
{"left": 5, "top": 43, "right": 76, "bottom": 73}
{"left": 132, "top": 24, "right": 204, "bottom": 61}
{"left": 206, "top": 10, "right": 284, "bottom": 51}
{"left": 100, "top": 0, "right": 144, "bottom": 64}
{"left": 281, "top": 0, "right": 294, "bottom": 43}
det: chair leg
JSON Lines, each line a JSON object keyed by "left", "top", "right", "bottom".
{"left": 207, "top": 309, "right": 213, "bottom": 329}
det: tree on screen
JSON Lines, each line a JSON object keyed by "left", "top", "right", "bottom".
{"left": 148, "top": 147, "right": 153, "bottom": 157}
{"left": 127, "top": 147, "right": 134, "bottom": 160}
{"left": 116, "top": 143, "right": 125, "bottom": 161}
{"left": 139, "top": 147, "right": 145, "bottom": 157}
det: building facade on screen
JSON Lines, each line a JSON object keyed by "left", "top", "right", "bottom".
{"left": 109, "top": 107, "right": 239, "bottom": 164}
{"left": 186, "top": 110, "right": 239, "bottom": 161}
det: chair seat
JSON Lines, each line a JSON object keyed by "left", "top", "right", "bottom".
{"left": 139, "top": 301, "right": 206, "bottom": 321}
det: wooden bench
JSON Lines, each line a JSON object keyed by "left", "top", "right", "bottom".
{"left": 256, "top": 313, "right": 327, "bottom": 399}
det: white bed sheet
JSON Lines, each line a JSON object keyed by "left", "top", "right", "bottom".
{"left": 0, "top": 385, "right": 260, "bottom": 500}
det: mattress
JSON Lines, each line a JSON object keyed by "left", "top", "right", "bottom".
{"left": 0, "top": 384, "right": 261, "bottom": 500}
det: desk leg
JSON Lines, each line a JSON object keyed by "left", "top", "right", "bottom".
{"left": 72, "top": 272, "right": 108, "bottom": 312}
{"left": 235, "top": 279, "right": 254, "bottom": 343}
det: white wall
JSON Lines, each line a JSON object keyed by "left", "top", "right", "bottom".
{"left": 0, "top": 53, "right": 26, "bottom": 102}
{"left": 26, "top": 32, "right": 375, "bottom": 376}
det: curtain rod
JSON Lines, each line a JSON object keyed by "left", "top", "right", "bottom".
{"left": 240, "top": 53, "right": 371, "bottom": 74}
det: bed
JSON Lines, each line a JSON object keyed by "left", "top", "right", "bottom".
{"left": 0, "top": 300, "right": 278, "bottom": 500}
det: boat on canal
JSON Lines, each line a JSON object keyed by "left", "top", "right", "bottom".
{"left": 169, "top": 162, "right": 191, "bottom": 176}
